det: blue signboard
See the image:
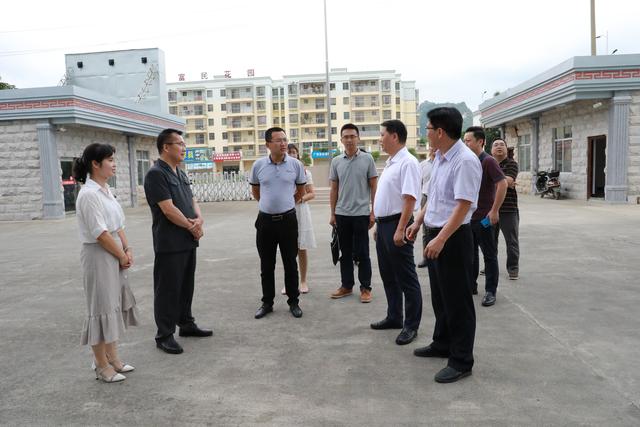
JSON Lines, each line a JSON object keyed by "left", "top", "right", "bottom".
{"left": 311, "top": 150, "right": 337, "bottom": 159}
{"left": 185, "top": 148, "right": 212, "bottom": 164}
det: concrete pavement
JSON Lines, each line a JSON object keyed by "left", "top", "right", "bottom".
{"left": 1, "top": 195, "right": 639, "bottom": 425}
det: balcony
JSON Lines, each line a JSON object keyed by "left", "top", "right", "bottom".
{"left": 228, "top": 88, "right": 253, "bottom": 100}
{"left": 351, "top": 80, "right": 379, "bottom": 93}
{"left": 229, "top": 120, "right": 255, "bottom": 130}
{"left": 299, "top": 83, "right": 326, "bottom": 96}
{"left": 300, "top": 102, "right": 327, "bottom": 112}
{"left": 227, "top": 106, "right": 254, "bottom": 116}
{"left": 301, "top": 130, "right": 327, "bottom": 141}
{"left": 353, "top": 112, "right": 380, "bottom": 124}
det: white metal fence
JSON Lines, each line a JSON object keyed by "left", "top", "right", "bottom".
{"left": 188, "top": 171, "right": 252, "bottom": 202}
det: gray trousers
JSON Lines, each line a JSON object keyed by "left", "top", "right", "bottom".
{"left": 494, "top": 211, "right": 520, "bottom": 274}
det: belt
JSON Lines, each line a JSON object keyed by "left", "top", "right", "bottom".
{"left": 259, "top": 208, "right": 296, "bottom": 221}
{"left": 375, "top": 213, "right": 402, "bottom": 224}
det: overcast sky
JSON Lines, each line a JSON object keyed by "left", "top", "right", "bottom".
{"left": 1, "top": 0, "right": 639, "bottom": 110}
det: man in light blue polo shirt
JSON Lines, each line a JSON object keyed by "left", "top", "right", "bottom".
{"left": 249, "top": 127, "right": 307, "bottom": 319}
{"left": 407, "top": 107, "right": 482, "bottom": 384}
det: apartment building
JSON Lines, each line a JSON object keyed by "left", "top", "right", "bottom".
{"left": 167, "top": 68, "right": 419, "bottom": 173}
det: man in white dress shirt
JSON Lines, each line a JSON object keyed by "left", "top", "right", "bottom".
{"left": 370, "top": 120, "right": 423, "bottom": 347}
{"left": 407, "top": 107, "right": 481, "bottom": 383}
{"left": 417, "top": 146, "right": 436, "bottom": 268}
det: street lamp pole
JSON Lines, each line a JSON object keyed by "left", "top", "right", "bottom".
{"left": 590, "top": 0, "right": 596, "bottom": 55}
{"left": 324, "top": 0, "right": 332, "bottom": 153}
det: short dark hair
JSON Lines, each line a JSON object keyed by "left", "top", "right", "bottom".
{"left": 381, "top": 119, "right": 407, "bottom": 144}
{"left": 465, "top": 126, "right": 486, "bottom": 143}
{"left": 265, "top": 127, "right": 286, "bottom": 142}
{"left": 340, "top": 123, "right": 359, "bottom": 136}
{"left": 427, "top": 107, "right": 463, "bottom": 140}
{"left": 287, "top": 143, "right": 299, "bottom": 158}
{"left": 156, "top": 128, "right": 183, "bottom": 154}
{"left": 72, "top": 143, "right": 116, "bottom": 183}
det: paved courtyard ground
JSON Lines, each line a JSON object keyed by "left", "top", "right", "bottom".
{"left": 1, "top": 195, "right": 639, "bottom": 426}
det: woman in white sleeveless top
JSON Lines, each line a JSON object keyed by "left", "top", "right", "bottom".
{"left": 282, "top": 144, "right": 316, "bottom": 294}
{"left": 73, "top": 143, "right": 139, "bottom": 383}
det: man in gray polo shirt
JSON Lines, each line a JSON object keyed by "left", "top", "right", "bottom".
{"left": 249, "top": 127, "right": 307, "bottom": 319}
{"left": 329, "top": 123, "right": 378, "bottom": 303}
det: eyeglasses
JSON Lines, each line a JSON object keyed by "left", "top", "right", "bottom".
{"left": 166, "top": 142, "right": 186, "bottom": 147}
{"left": 341, "top": 135, "right": 359, "bottom": 140}
{"left": 426, "top": 126, "right": 438, "bottom": 131}
{"left": 270, "top": 138, "right": 288, "bottom": 144}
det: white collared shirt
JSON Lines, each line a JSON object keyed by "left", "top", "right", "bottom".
{"left": 373, "top": 146, "right": 421, "bottom": 217}
{"left": 424, "top": 140, "right": 482, "bottom": 227}
{"left": 76, "top": 177, "right": 125, "bottom": 243}
{"left": 420, "top": 158, "right": 433, "bottom": 196}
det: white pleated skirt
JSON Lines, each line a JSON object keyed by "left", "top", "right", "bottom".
{"left": 296, "top": 202, "right": 317, "bottom": 250}
{"left": 80, "top": 235, "right": 139, "bottom": 346}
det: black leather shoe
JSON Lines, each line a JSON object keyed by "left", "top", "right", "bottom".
{"left": 255, "top": 305, "right": 273, "bottom": 319}
{"left": 395, "top": 328, "right": 418, "bottom": 345}
{"left": 417, "top": 259, "right": 428, "bottom": 268}
{"left": 481, "top": 292, "right": 496, "bottom": 306}
{"left": 156, "top": 336, "right": 183, "bottom": 355}
{"left": 472, "top": 283, "right": 478, "bottom": 295}
{"left": 179, "top": 324, "right": 213, "bottom": 337}
{"left": 414, "top": 344, "right": 449, "bottom": 358}
{"left": 289, "top": 305, "right": 303, "bottom": 318}
{"left": 434, "top": 366, "right": 472, "bottom": 383}
{"left": 370, "top": 318, "right": 403, "bottom": 330}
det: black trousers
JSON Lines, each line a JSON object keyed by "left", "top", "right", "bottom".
{"left": 335, "top": 214, "right": 372, "bottom": 290}
{"left": 154, "top": 249, "right": 197, "bottom": 342}
{"left": 255, "top": 211, "right": 300, "bottom": 307}
{"left": 471, "top": 220, "right": 499, "bottom": 293}
{"left": 425, "top": 224, "right": 476, "bottom": 372}
{"left": 375, "top": 217, "right": 422, "bottom": 330}
{"left": 420, "top": 194, "right": 428, "bottom": 258}
{"left": 495, "top": 211, "right": 520, "bottom": 275}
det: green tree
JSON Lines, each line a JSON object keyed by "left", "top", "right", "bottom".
{"left": 0, "top": 76, "right": 16, "bottom": 90}
{"left": 484, "top": 127, "right": 502, "bottom": 153}
{"left": 332, "top": 148, "right": 342, "bottom": 158}
{"left": 301, "top": 153, "right": 312, "bottom": 166}
{"left": 408, "top": 147, "right": 419, "bottom": 159}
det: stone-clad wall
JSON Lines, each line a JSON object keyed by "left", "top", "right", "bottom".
{"left": 0, "top": 120, "right": 42, "bottom": 220}
{"left": 629, "top": 91, "right": 640, "bottom": 201}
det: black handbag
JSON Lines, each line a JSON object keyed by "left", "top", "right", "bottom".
{"left": 330, "top": 225, "right": 340, "bottom": 265}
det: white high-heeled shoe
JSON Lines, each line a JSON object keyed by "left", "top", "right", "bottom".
{"left": 94, "top": 365, "right": 126, "bottom": 383}
{"left": 92, "top": 360, "right": 135, "bottom": 373}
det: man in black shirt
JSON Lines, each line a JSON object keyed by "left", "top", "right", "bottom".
{"left": 144, "top": 128, "right": 212, "bottom": 355}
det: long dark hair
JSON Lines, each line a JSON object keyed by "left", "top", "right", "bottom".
{"left": 72, "top": 143, "right": 116, "bottom": 183}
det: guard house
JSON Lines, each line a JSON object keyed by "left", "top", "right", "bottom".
{"left": 0, "top": 48, "right": 184, "bottom": 221}
{"left": 479, "top": 54, "right": 640, "bottom": 203}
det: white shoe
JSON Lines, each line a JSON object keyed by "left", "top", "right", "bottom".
{"left": 110, "top": 360, "right": 135, "bottom": 373}
{"left": 94, "top": 365, "right": 126, "bottom": 383}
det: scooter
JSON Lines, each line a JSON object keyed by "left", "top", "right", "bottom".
{"left": 535, "top": 170, "right": 561, "bottom": 199}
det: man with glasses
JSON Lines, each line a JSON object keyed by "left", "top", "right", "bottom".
{"left": 250, "top": 127, "right": 307, "bottom": 319}
{"left": 144, "top": 128, "right": 212, "bottom": 355}
{"left": 329, "top": 123, "right": 378, "bottom": 303}
{"left": 407, "top": 108, "right": 481, "bottom": 383}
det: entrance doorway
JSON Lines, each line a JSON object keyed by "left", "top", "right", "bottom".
{"left": 60, "top": 158, "right": 80, "bottom": 211}
{"left": 587, "top": 136, "right": 606, "bottom": 199}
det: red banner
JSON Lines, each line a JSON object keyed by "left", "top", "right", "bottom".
{"left": 212, "top": 152, "right": 242, "bottom": 162}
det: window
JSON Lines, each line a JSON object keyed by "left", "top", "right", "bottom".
{"left": 256, "top": 86, "right": 265, "bottom": 97}
{"left": 257, "top": 101, "right": 266, "bottom": 111}
{"left": 258, "top": 115, "right": 267, "bottom": 125}
{"left": 381, "top": 80, "right": 391, "bottom": 91}
{"left": 330, "top": 112, "right": 336, "bottom": 120}
{"left": 382, "top": 95, "right": 391, "bottom": 105}
{"left": 168, "top": 91, "right": 177, "bottom": 102}
{"left": 289, "top": 99, "right": 298, "bottom": 109}
{"left": 221, "top": 104, "right": 226, "bottom": 111}
{"left": 331, "top": 127, "right": 337, "bottom": 134}
{"left": 207, "top": 104, "right": 213, "bottom": 112}
{"left": 395, "top": 82, "right": 400, "bottom": 90}
{"left": 194, "top": 119, "right": 204, "bottom": 129}
{"left": 272, "top": 88, "right": 279, "bottom": 97}
{"left": 206, "top": 90, "right": 213, "bottom": 98}
{"left": 169, "top": 106, "right": 178, "bottom": 115}
{"left": 223, "top": 146, "right": 229, "bottom": 153}
{"left": 288, "top": 84, "right": 298, "bottom": 95}
{"left": 343, "top": 82, "right": 349, "bottom": 90}
{"left": 273, "top": 103, "right": 279, "bottom": 110}
{"left": 383, "top": 110, "right": 392, "bottom": 120}
{"left": 182, "top": 91, "right": 188, "bottom": 97}
{"left": 330, "top": 98, "right": 336, "bottom": 105}
{"left": 208, "top": 118, "right": 214, "bottom": 126}
{"left": 136, "top": 150, "right": 150, "bottom": 185}
{"left": 282, "top": 117, "right": 286, "bottom": 124}
{"left": 354, "top": 112, "right": 364, "bottom": 122}
{"left": 220, "top": 89, "right": 226, "bottom": 97}
{"left": 289, "top": 114, "right": 298, "bottom": 124}
{"left": 274, "top": 117, "right": 280, "bottom": 125}
{"left": 553, "top": 126, "right": 572, "bottom": 172}
{"left": 222, "top": 132, "right": 228, "bottom": 140}
{"left": 330, "top": 83, "right": 335, "bottom": 90}
{"left": 281, "top": 103, "right": 285, "bottom": 111}
{"left": 195, "top": 134, "right": 205, "bottom": 144}
{"left": 209, "top": 133, "right": 215, "bottom": 141}
{"left": 194, "top": 105, "right": 204, "bottom": 115}
{"left": 258, "top": 130, "right": 266, "bottom": 139}
{"left": 343, "top": 97, "right": 349, "bottom": 105}
{"left": 221, "top": 118, "right": 227, "bottom": 125}
{"left": 396, "top": 112, "right": 401, "bottom": 119}
{"left": 343, "top": 112, "right": 350, "bottom": 120}
{"left": 517, "top": 134, "right": 531, "bottom": 172}
{"left": 395, "top": 97, "right": 400, "bottom": 105}
{"left": 280, "top": 88, "right": 284, "bottom": 95}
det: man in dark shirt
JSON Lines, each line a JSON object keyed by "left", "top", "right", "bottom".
{"left": 492, "top": 139, "right": 520, "bottom": 280}
{"left": 144, "top": 128, "right": 212, "bottom": 355}
{"left": 464, "top": 127, "right": 507, "bottom": 307}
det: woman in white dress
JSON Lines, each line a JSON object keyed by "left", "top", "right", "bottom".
{"left": 282, "top": 144, "right": 316, "bottom": 294}
{"left": 73, "top": 143, "right": 139, "bottom": 383}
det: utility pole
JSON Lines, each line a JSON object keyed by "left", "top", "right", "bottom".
{"left": 324, "top": 0, "right": 332, "bottom": 153}
{"left": 590, "top": 0, "right": 596, "bottom": 55}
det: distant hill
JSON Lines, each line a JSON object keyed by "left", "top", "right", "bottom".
{"left": 418, "top": 101, "right": 473, "bottom": 138}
